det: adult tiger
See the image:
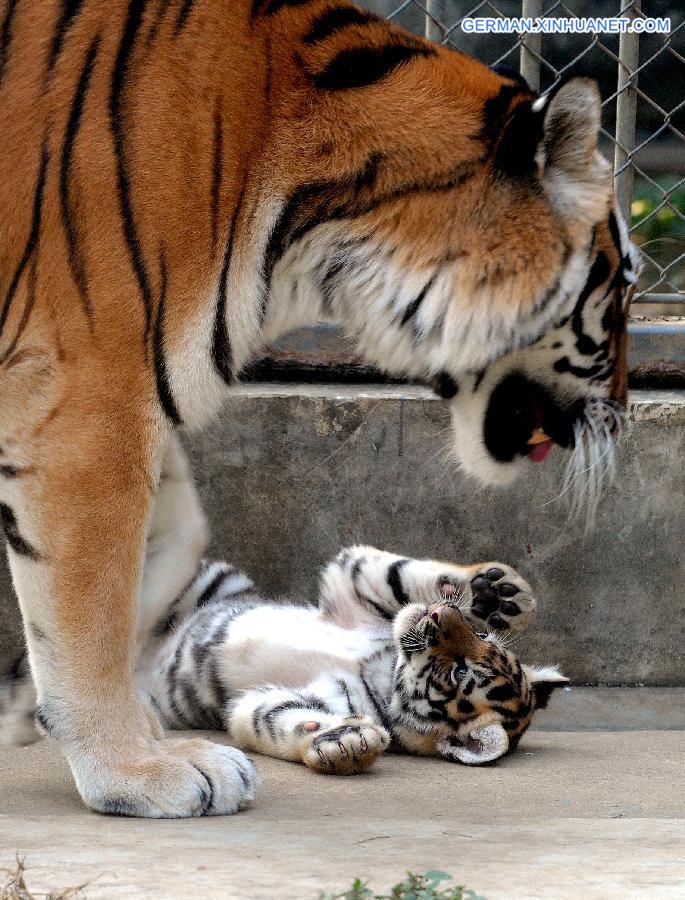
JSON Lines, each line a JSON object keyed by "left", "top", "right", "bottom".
{"left": 0, "top": 0, "right": 638, "bottom": 817}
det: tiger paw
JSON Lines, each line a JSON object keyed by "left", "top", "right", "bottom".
{"left": 461, "top": 563, "right": 537, "bottom": 633}
{"left": 75, "top": 737, "right": 258, "bottom": 818}
{"left": 302, "top": 716, "right": 389, "bottom": 775}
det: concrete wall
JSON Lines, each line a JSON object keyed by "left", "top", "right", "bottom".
{"left": 1, "top": 386, "right": 683, "bottom": 684}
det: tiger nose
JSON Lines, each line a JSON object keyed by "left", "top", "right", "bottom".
{"left": 431, "top": 606, "right": 446, "bottom": 623}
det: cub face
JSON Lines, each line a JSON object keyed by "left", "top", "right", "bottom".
{"left": 390, "top": 602, "right": 568, "bottom": 764}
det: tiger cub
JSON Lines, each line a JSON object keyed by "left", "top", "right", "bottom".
{"left": 1, "top": 445, "right": 566, "bottom": 772}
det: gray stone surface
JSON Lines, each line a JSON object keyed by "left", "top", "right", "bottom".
{"left": 2, "top": 700, "right": 685, "bottom": 899}
{"left": 1, "top": 387, "right": 683, "bottom": 683}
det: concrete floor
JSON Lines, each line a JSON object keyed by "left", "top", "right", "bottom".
{"left": 1, "top": 689, "right": 684, "bottom": 900}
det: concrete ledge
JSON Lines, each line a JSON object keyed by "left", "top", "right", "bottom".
{"left": 1, "top": 388, "right": 684, "bottom": 683}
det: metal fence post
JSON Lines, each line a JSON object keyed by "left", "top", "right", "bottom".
{"left": 614, "top": 0, "right": 641, "bottom": 222}
{"left": 425, "top": 0, "right": 446, "bottom": 42}
{"left": 520, "top": 0, "right": 543, "bottom": 92}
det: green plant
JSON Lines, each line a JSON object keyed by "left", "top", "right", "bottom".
{"left": 318, "top": 870, "right": 486, "bottom": 900}
{"left": 631, "top": 175, "right": 685, "bottom": 244}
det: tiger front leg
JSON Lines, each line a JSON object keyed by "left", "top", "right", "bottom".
{"left": 3, "top": 385, "right": 255, "bottom": 817}
{"left": 319, "top": 546, "right": 535, "bottom": 634}
{"left": 229, "top": 681, "right": 390, "bottom": 775}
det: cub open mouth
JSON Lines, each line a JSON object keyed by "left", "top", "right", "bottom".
{"left": 484, "top": 374, "right": 581, "bottom": 464}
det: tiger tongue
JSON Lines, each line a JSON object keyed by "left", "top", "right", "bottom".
{"left": 528, "top": 439, "right": 553, "bottom": 463}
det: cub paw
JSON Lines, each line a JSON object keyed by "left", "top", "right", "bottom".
{"left": 302, "top": 716, "right": 389, "bottom": 775}
{"left": 80, "top": 737, "right": 258, "bottom": 818}
{"left": 463, "top": 564, "right": 536, "bottom": 633}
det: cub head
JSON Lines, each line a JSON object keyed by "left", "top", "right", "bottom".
{"left": 260, "top": 6, "right": 641, "bottom": 502}
{"left": 390, "top": 602, "right": 568, "bottom": 764}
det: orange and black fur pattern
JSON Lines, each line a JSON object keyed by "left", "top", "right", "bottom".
{"left": 1, "top": 0, "right": 638, "bottom": 816}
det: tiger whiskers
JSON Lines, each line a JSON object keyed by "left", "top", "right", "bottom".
{"left": 399, "top": 626, "right": 428, "bottom": 653}
{"left": 561, "top": 398, "right": 624, "bottom": 531}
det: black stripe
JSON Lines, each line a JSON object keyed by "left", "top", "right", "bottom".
{"left": 180, "top": 678, "right": 205, "bottom": 727}
{"left": 252, "top": 0, "right": 313, "bottom": 18}
{"left": 309, "top": 43, "right": 433, "bottom": 92}
{"left": 430, "top": 372, "right": 458, "bottom": 400}
{"left": 296, "top": 693, "right": 332, "bottom": 715}
{"left": 210, "top": 98, "right": 223, "bottom": 252}
{"left": 174, "top": 0, "right": 195, "bottom": 34}
{"left": 154, "top": 253, "right": 181, "bottom": 424}
{"left": 490, "top": 63, "right": 532, "bottom": 93}
{"left": 146, "top": 0, "right": 173, "bottom": 46}
{"left": 0, "top": 0, "right": 19, "bottom": 87}
{"left": 195, "top": 570, "right": 229, "bottom": 609}
{"left": 337, "top": 678, "right": 355, "bottom": 716}
{"left": 360, "top": 675, "right": 391, "bottom": 732}
{"left": 486, "top": 682, "right": 517, "bottom": 702}
{"left": 212, "top": 180, "right": 246, "bottom": 385}
{"left": 571, "top": 251, "right": 611, "bottom": 356}
{"left": 0, "top": 503, "right": 40, "bottom": 560}
{"left": 35, "top": 707, "right": 57, "bottom": 736}
{"left": 400, "top": 276, "right": 435, "bottom": 327}
{"left": 608, "top": 211, "right": 623, "bottom": 259}
{"left": 1, "top": 243, "right": 39, "bottom": 365}
{"left": 351, "top": 558, "right": 393, "bottom": 621}
{"left": 0, "top": 141, "right": 49, "bottom": 342}
{"left": 262, "top": 153, "right": 381, "bottom": 314}
{"left": 478, "top": 84, "right": 519, "bottom": 145}
{"left": 262, "top": 154, "right": 476, "bottom": 308}
{"left": 207, "top": 658, "right": 229, "bottom": 712}
{"left": 192, "top": 639, "right": 211, "bottom": 676}
{"left": 304, "top": 7, "right": 377, "bottom": 44}
{"left": 252, "top": 702, "right": 266, "bottom": 737}
{"left": 387, "top": 559, "right": 410, "bottom": 606}
{"left": 553, "top": 356, "right": 605, "bottom": 379}
{"left": 47, "top": 0, "right": 85, "bottom": 77}
{"left": 319, "top": 256, "right": 346, "bottom": 314}
{"left": 154, "top": 608, "right": 178, "bottom": 637}
{"left": 0, "top": 464, "right": 19, "bottom": 478}
{"left": 109, "top": 0, "right": 154, "bottom": 345}
{"left": 263, "top": 699, "right": 315, "bottom": 740}
{"left": 166, "top": 639, "right": 193, "bottom": 728}
{"left": 60, "top": 33, "right": 100, "bottom": 327}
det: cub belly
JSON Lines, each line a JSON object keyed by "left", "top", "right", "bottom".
{"left": 213, "top": 605, "right": 390, "bottom": 694}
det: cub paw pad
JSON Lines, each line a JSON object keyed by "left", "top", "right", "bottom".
{"left": 468, "top": 564, "right": 536, "bottom": 633}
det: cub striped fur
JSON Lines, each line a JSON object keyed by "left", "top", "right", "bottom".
{"left": 2, "top": 440, "right": 565, "bottom": 772}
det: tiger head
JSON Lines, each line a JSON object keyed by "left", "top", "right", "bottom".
{"left": 260, "top": 5, "right": 641, "bottom": 498}
{"left": 388, "top": 601, "right": 567, "bottom": 764}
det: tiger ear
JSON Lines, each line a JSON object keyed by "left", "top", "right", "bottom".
{"left": 494, "top": 77, "right": 602, "bottom": 182}
{"left": 438, "top": 723, "right": 509, "bottom": 765}
{"left": 525, "top": 665, "right": 569, "bottom": 710}
{"left": 538, "top": 77, "right": 602, "bottom": 178}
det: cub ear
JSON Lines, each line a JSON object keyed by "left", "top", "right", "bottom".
{"left": 538, "top": 77, "right": 602, "bottom": 177}
{"left": 439, "top": 723, "right": 509, "bottom": 765}
{"left": 525, "top": 665, "right": 570, "bottom": 710}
